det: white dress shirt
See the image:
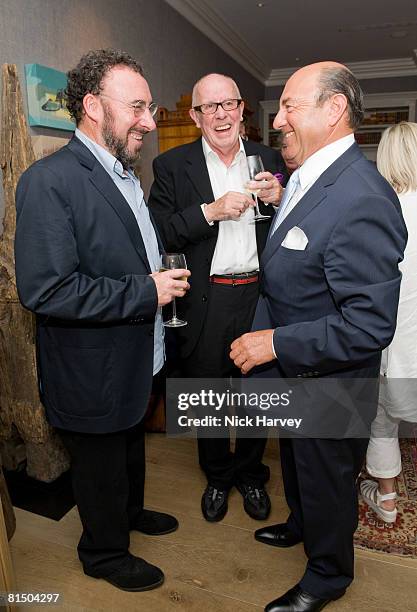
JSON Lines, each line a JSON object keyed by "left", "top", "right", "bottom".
{"left": 202, "top": 137, "right": 259, "bottom": 275}
{"left": 276, "top": 134, "right": 355, "bottom": 225}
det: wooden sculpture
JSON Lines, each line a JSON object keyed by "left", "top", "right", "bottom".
{"left": 0, "top": 64, "right": 69, "bottom": 484}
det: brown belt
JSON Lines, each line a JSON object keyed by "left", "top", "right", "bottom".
{"left": 210, "top": 272, "right": 259, "bottom": 286}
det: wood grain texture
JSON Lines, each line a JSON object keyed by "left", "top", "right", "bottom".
{"left": 0, "top": 492, "right": 16, "bottom": 610}
{"left": 9, "top": 435, "right": 417, "bottom": 611}
{"left": 0, "top": 64, "right": 69, "bottom": 482}
{"left": 0, "top": 465, "right": 15, "bottom": 539}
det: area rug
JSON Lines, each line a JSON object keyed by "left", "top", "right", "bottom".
{"left": 355, "top": 432, "right": 417, "bottom": 558}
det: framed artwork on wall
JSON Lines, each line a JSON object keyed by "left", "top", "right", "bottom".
{"left": 24, "top": 63, "right": 75, "bottom": 131}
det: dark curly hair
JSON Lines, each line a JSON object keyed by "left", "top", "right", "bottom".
{"left": 65, "top": 48, "right": 144, "bottom": 124}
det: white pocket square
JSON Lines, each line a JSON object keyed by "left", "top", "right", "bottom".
{"left": 281, "top": 226, "right": 308, "bottom": 250}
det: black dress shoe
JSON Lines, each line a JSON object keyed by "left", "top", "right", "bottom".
{"left": 201, "top": 485, "right": 229, "bottom": 522}
{"left": 131, "top": 509, "right": 178, "bottom": 535}
{"left": 237, "top": 483, "right": 271, "bottom": 520}
{"left": 255, "top": 523, "right": 302, "bottom": 547}
{"left": 265, "top": 584, "right": 334, "bottom": 611}
{"left": 86, "top": 554, "right": 164, "bottom": 592}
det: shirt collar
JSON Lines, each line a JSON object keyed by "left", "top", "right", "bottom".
{"left": 202, "top": 136, "right": 245, "bottom": 165}
{"left": 75, "top": 128, "right": 134, "bottom": 180}
{"left": 298, "top": 134, "right": 355, "bottom": 191}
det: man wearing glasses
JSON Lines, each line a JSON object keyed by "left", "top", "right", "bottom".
{"left": 149, "top": 73, "right": 287, "bottom": 523}
{"left": 15, "top": 49, "right": 190, "bottom": 592}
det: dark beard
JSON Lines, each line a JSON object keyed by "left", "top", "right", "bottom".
{"left": 101, "top": 103, "right": 140, "bottom": 169}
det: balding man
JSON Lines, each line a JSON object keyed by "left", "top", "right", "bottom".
{"left": 149, "top": 73, "right": 287, "bottom": 522}
{"left": 231, "top": 62, "right": 406, "bottom": 611}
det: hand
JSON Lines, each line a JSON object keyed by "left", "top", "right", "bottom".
{"left": 150, "top": 269, "right": 191, "bottom": 306}
{"left": 204, "top": 191, "right": 254, "bottom": 222}
{"left": 246, "top": 172, "right": 283, "bottom": 205}
{"left": 230, "top": 329, "right": 276, "bottom": 374}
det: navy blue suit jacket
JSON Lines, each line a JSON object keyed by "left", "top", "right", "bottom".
{"left": 15, "top": 136, "right": 162, "bottom": 433}
{"left": 252, "top": 143, "right": 407, "bottom": 380}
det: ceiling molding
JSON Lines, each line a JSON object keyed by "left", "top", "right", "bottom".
{"left": 165, "top": 0, "right": 269, "bottom": 82}
{"left": 166, "top": 0, "right": 417, "bottom": 87}
{"left": 266, "top": 57, "right": 417, "bottom": 87}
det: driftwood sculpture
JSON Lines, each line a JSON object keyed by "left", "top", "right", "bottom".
{"left": 0, "top": 64, "right": 69, "bottom": 486}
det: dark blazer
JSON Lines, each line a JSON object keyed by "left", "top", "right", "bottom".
{"left": 249, "top": 143, "right": 407, "bottom": 597}
{"left": 148, "top": 137, "right": 287, "bottom": 358}
{"left": 15, "top": 136, "right": 162, "bottom": 434}
{"left": 253, "top": 143, "right": 407, "bottom": 380}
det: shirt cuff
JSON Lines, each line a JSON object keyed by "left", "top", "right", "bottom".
{"left": 271, "top": 332, "right": 277, "bottom": 358}
{"left": 201, "top": 203, "right": 214, "bottom": 226}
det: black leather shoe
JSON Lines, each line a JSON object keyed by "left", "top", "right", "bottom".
{"left": 201, "top": 485, "right": 229, "bottom": 522}
{"left": 131, "top": 509, "right": 178, "bottom": 535}
{"left": 237, "top": 483, "right": 271, "bottom": 520}
{"left": 265, "top": 584, "right": 334, "bottom": 611}
{"left": 86, "top": 554, "right": 164, "bottom": 592}
{"left": 255, "top": 523, "right": 302, "bottom": 547}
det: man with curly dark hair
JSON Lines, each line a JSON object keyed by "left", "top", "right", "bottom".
{"left": 15, "top": 49, "right": 190, "bottom": 592}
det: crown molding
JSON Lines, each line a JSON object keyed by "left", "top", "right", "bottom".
{"left": 166, "top": 1, "right": 417, "bottom": 87}
{"left": 266, "top": 57, "right": 417, "bottom": 87}
{"left": 165, "top": 0, "right": 268, "bottom": 83}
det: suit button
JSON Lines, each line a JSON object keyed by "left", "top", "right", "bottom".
{"left": 202, "top": 295, "right": 207, "bottom": 302}
{"left": 149, "top": 330, "right": 154, "bottom": 336}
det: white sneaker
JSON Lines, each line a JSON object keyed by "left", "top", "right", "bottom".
{"left": 360, "top": 479, "right": 397, "bottom": 523}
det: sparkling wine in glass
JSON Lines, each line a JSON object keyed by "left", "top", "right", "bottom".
{"left": 161, "top": 253, "right": 188, "bottom": 328}
{"left": 246, "top": 155, "right": 270, "bottom": 221}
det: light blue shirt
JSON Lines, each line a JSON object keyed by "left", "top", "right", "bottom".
{"left": 75, "top": 128, "right": 164, "bottom": 375}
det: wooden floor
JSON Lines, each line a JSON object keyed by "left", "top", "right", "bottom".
{"left": 10, "top": 435, "right": 417, "bottom": 611}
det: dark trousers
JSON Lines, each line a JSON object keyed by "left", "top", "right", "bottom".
{"left": 280, "top": 436, "right": 369, "bottom": 599}
{"left": 58, "top": 421, "right": 146, "bottom": 576}
{"left": 183, "top": 281, "right": 268, "bottom": 490}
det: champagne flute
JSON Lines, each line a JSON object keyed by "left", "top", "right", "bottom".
{"left": 161, "top": 253, "right": 188, "bottom": 328}
{"left": 246, "top": 155, "right": 270, "bottom": 221}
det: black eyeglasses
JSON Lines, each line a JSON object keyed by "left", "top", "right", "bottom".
{"left": 193, "top": 98, "right": 242, "bottom": 115}
{"left": 99, "top": 93, "right": 158, "bottom": 117}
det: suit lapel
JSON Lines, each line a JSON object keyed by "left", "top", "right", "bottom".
{"left": 185, "top": 138, "right": 215, "bottom": 205}
{"left": 184, "top": 138, "right": 218, "bottom": 262}
{"left": 67, "top": 136, "right": 152, "bottom": 272}
{"left": 261, "top": 186, "right": 327, "bottom": 268}
{"left": 149, "top": 210, "right": 165, "bottom": 255}
{"left": 261, "top": 143, "right": 363, "bottom": 269}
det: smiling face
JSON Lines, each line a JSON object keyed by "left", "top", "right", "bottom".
{"left": 98, "top": 66, "right": 156, "bottom": 167}
{"left": 189, "top": 74, "right": 243, "bottom": 160}
{"left": 273, "top": 66, "right": 335, "bottom": 167}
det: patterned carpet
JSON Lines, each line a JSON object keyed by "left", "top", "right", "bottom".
{"left": 355, "top": 434, "right": 417, "bottom": 558}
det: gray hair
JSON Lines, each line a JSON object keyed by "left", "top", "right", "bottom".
{"left": 377, "top": 121, "right": 417, "bottom": 194}
{"left": 315, "top": 66, "right": 364, "bottom": 130}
